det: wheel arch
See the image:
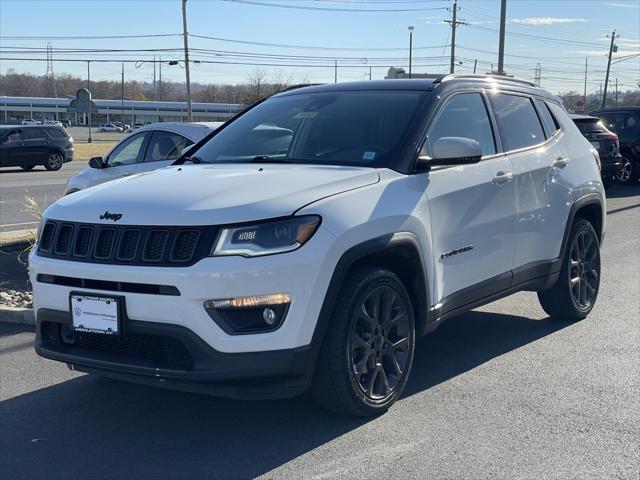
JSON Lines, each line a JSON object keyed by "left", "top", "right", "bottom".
{"left": 310, "top": 232, "right": 431, "bottom": 368}
{"left": 560, "top": 194, "right": 604, "bottom": 260}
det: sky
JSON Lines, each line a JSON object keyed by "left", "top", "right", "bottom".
{"left": 0, "top": 0, "right": 638, "bottom": 96}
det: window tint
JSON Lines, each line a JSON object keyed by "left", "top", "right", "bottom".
{"left": 21, "top": 127, "right": 46, "bottom": 141}
{"left": 107, "top": 133, "right": 146, "bottom": 166}
{"left": 490, "top": 94, "right": 545, "bottom": 151}
{"left": 145, "top": 131, "right": 192, "bottom": 162}
{"left": 535, "top": 99, "right": 560, "bottom": 138}
{"left": 428, "top": 93, "right": 496, "bottom": 156}
{"left": 44, "top": 127, "right": 68, "bottom": 139}
{"left": 574, "top": 119, "right": 608, "bottom": 135}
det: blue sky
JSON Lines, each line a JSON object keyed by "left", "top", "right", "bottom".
{"left": 1, "top": 0, "right": 638, "bottom": 96}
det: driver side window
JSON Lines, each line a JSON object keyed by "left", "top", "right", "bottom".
{"left": 107, "top": 133, "right": 146, "bottom": 167}
{"left": 428, "top": 93, "right": 496, "bottom": 156}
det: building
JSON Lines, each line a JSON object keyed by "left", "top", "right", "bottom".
{"left": 385, "top": 67, "right": 441, "bottom": 80}
{"left": 0, "top": 96, "right": 243, "bottom": 125}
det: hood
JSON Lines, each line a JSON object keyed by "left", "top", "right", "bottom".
{"left": 46, "top": 163, "right": 379, "bottom": 225}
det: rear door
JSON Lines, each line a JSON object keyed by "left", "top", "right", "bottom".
{"left": 131, "top": 129, "right": 194, "bottom": 175}
{"left": 21, "top": 127, "right": 49, "bottom": 164}
{"left": 489, "top": 93, "right": 572, "bottom": 279}
{"left": 424, "top": 91, "right": 518, "bottom": 310}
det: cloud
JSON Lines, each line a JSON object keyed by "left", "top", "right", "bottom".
{"left": 606, "top": 2, "right": 640, "bottom": 8}
{"left": 511, "top": 17, "right": 587, "bottom": 26}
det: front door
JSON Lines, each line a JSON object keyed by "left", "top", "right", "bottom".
{"left": 89, "top": 132, "right": 148, "bottom": 188}
{"left": 423, "top": 92, "right": 517, "bottom": 313}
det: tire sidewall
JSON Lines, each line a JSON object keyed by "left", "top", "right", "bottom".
{"left": 564, "top": 220, "right": 601, "bottom": 316}
{"left": 344, "top": 271, "right": 416, "bottom": 413}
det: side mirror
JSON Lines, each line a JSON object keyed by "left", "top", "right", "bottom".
{"left": 416, "top": 137, "right": 483, "bottom": 171}
{"left": 88, "top": 156, "right": 103, "bottom": 169}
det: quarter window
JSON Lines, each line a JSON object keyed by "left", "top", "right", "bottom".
{"left": 145, "top": 131, "right": 193, "bottom": 162}
{"left": 490, "top": 94, "right": 545, "bottom": 151}
{"left": 21, "top": 128, "right": 46, "bottom": 141}
{"left": 428, "top": 93, "right": 496, "bottom": 156}
{"left": 535, "top": 99, "right": 560, "bottom": 138}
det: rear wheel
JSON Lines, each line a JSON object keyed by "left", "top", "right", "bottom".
{"left": 312, "top": 267, "right": 415, "bottom": 416}
{"left": 616, "top": 156, "right": 639, "bottom": 184}
{"left": 44, "top": 151, "right": 64, "bottom": 171}
{"left": 538, "top": 219, "right": 601, "bottom": 321}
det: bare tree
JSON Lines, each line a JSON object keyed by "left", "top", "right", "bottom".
{"left": 245, "top": 68, "right": 268, "bottom": 104}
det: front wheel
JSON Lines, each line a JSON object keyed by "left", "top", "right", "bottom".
{"left": 44, "top": 151, "right": 64, "bottom": 171}
{"left": 538, "top": 219, "right": 601, "bottom": 321}
{"left": 312, "top": 267, "right": 415, "bottom": 416}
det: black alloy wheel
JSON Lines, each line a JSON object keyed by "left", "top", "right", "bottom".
{"left": 568, "top": 228, "right": 600, "bottom": 310}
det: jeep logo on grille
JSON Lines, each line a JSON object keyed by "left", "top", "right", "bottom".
{"left": 99, "top": 211, "right": 123, "bottom": 222}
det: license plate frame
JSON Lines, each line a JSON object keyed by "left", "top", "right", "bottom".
{"left": 69, "top": 292, "right": 123, "bottom": 335}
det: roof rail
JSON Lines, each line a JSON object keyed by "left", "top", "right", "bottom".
{"left": 434, "top": 74, "right": 538, "bottom": 88}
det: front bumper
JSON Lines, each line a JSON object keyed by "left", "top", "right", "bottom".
{"left": 35, "top": 308, "right": 314, "bottom": 399}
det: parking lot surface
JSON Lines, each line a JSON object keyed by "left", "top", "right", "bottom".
{"left": 0, "top": 186, "right": 638, "bottom": 479}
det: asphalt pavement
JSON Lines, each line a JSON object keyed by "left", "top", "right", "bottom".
{"left": 1, "top": 185, "right": 638, "bottom": 479}
{"left": 0, "top": 161, "right": 86, "bottom": 232}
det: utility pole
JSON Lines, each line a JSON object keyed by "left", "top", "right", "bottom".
{"left": 473, "top": 59, "right": 477, "bottom": 74}
{"left": 153, "top": 55, "right": 157, "bottom": 101}
{"left": 369, "top": 66, "right": 372, "bottom": 80}
{"left": 121, "top": 62, "right": 125, "bottom": 123}
{"left": 615, "top": 78, "right": 619, "bottom": 106}
{"left": 182, "top": 0, "right": 193, "bottom": 122}
{"left": 583, "top": 58, "right": 588, "bottom": 110}
{"left": 445, "top": 0, "right": 465, "bottom": 74}
{"left": 334, "top": 59, "right": 338, "bottom": 83}
{"left": 497, "top": 0, "right": 507, "bottom": 75}
{"left": 158, "top": 57, "right": 162, "bottom": 101}
{"left": 408, "top": 26, "right": 414, "bottom": 78}
{"left": 87, "top": 60, "right": 92, "bottom": 143}
{"left": 534, "top": 63, "right": 541, "bottom": 85}
{"left": 601, "top": 29, "right": 618, "bottom": 108}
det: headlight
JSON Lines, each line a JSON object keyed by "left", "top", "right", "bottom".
{"left": 211, "top": 215, "right": 321, "bottom": 257}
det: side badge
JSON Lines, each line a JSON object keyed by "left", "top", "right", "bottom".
{"left": 441, "top": 245, "right": 474, "bottom": 260}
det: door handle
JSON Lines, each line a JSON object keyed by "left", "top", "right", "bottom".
{"left": 491, "top": 171, "right": 514, "bottom": 185}
{"left": 552, "top": 157, "right": 570, "bottom": 168}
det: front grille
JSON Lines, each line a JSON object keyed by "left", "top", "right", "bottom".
{"left": 37, "top": 220, "right": 217, "bottom": 267}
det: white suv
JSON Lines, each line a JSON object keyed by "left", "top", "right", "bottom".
{"left": 31, "top": 75, "right": 605, "bottom": 416}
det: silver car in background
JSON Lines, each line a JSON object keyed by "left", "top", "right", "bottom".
{"left": 65, "top": 122, "right": 223, "bottom": 194}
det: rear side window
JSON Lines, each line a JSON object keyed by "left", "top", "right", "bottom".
{"left": 490, "top": 94, "right": 545, "bottom": 151}
{"left": 428, "top": 93, "right": 496, "bottom": 156}
{"left": 21, "top": 128, "right": 46, "bottom": 141}
{"left": 598, "top": 111, "right": 640, "bottom": 142}
{"left": 44, "top": 127, "right": 68, "bottom": 139}
{"left": 535, "top": 99, "right": 560, "bottom": 138}
{"left": 145, "top": 131, "right": 193, "bottom": 162}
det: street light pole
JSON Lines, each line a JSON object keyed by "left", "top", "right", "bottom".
{"left": 182, "top": 0, "right": 193, "bottom": 122}
{"left": 408, "top": 26, "right": 414, "bottom": 79}
{"left": 497, "top": 0, "right": 507, "bottom": 75}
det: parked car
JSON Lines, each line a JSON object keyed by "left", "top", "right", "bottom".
{"left": 0, "top": 125, "right": 73, "bottom": 170}
{"left": 132, "top": 122, "right": 147, "bottom": 129}
{"left": 65, "top": 122, "right": 223, "bottom": 193}
{"left": 31, "top": 75, "right": 605, "bottom": 416}
{"left": 59, "top": 119, "right": 72, "bottom": 128}
{"left": 98, "top": 123, "right": 122, "bottom": 133}
{"left": 590, "top": 106, "right": 640, "bottom": 184}
{"left": 21, "top": 119, "right": 41, "bottom": 125}
{"left": 43, "top": 120, "right": 63, "bottom": 127}
{"left": 570, "top": 114, "right": 622, "bottom": 189}
{"left": 112, "top": 121, "right": 131, "bottom": 132}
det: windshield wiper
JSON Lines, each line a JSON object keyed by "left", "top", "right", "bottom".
{"left": 249, "top": 155, "right": 293, "bottom": 163}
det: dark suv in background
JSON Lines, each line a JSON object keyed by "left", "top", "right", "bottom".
{"left": 590, "top": 106, "right": 640, "bottom": 184}
{"left": 570, "top": 114, "right": 622, "bottom": 188}
{"left": 0, "top": 125, "right": 74, "bottom": 171}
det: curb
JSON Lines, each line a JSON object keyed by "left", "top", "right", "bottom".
{"left": 0, "top": 229, "right": 36, "bottom": 248}
{"left": 0, "top": 307, "right": 35, "bottom": 325}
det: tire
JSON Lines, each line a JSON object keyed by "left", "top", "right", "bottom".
{"left": 21, "top": 165, "right": 35, "bottom": 171}
{"left": 312, "top": 267, "right": 415, "bottom": 416}
{"left": 538, "top": 219, "right": 601, "bottom": 321}
{"left": 616, "top": 156, "right": 639, "bottom": 184}
{"left": 44, "top": 151, "right": 64, "bottom": 171}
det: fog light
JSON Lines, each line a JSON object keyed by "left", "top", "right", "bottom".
{"left": 204, "top": 293, "right": 291, "bottom": 335}
{"left": 263, "top": 308, "right": 276, "bottom": 325}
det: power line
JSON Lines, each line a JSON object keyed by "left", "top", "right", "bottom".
{"left": 0, "top": 34, "right": 181, "bottom": 40}
{"left": 220, "top": 0, "right": 447, "bottom": 12}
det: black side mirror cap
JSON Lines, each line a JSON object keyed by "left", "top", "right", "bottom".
{"left": 417, "top": 137, "right": 483, "bottom": 171}
{"left": 88, "top": 156, "right": 103, "bottom": 169}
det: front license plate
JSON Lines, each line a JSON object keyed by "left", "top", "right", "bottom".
{"left": 71, "top": 294, "right": 120, "bottom": 334}
{"left": 590, "top": 141, "right": 600, "bottom": 149}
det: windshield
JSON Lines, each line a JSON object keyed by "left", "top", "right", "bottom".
{"left": 192, "top": 90, "right": 427, "bottom": 168}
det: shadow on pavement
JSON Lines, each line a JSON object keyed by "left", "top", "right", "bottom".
{"left": 605, "top": 183, "right": 640, "bottom": 199}
{"left": 0, "top": 310, "right": 570, "bottom": 480}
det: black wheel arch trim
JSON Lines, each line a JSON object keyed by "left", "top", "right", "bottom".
{"left": 559, "top": 193, "right": 605, "bottom": 261}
